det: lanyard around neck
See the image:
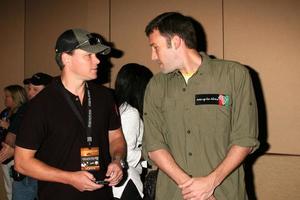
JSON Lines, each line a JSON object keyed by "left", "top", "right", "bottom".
{"left": 57, "top": 80, "right": 93, "bottom": 147}
{"left": 85, "top": 83, "right": 92, "bottom": 147}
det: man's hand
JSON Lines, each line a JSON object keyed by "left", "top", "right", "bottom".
{"left": 105, "top": 160, "right": 124, "bottom": 186}
{"left": 0, "top": 142, "right": 14, "bottom": 162}
{"left": 69, "top": 171, "right": 103, "bottom": 192}
{"left": 179, "top": 176, "right": 216, "bottom": 200}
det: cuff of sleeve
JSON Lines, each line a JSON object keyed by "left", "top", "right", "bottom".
{"left": 142, "top": 143, "right": 170, "bottom": 165}
{"left": 229, "top": 137, "right": 260, "bottom": 153}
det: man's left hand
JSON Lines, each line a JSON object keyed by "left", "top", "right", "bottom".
{"left": 105, "top": 160, "right": 124, "bottom": 186}
{"left": 179, "top": 176, "right": 216, "bottom": 200}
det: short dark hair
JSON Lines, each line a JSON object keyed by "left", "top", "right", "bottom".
{"left": 145, "top": 12, "right": 198, "bottom": 50}
{"left": 55, "top": 51, "right": 74, "bottom": 70}
{"left": 115, "top": 63, "right": 153, "bottom": 118}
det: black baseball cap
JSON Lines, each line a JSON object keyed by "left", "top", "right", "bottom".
{"left": 23, "top": 73, "right": 53, "bottom": 86}
{"left": 55, "top": 28, "right": 111, "bottom": 55}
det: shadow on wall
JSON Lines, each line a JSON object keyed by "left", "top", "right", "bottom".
{"left": 91, "top": 33, "right": 124, "bottom": 85}
{"left": 244, "top": 66, "right": 269, "bottom": 200}
{"left": 189, "top": 15, "right": 270, "bottom": 200}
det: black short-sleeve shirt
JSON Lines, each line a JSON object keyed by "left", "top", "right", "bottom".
{"left": 16, "top": 77, "right": 121, "bottom": 200}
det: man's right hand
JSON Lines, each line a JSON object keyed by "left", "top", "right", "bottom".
{"left": 69, "top": 171, "right": 104, "bottom": 192}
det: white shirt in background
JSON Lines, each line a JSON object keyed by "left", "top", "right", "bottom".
{"left": 113, "top": 102, "right": 144, "bottom": 198}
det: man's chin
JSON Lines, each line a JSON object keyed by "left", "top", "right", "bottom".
{"left": 161, "top": 68, "right": 175, "bottom": 74}
{"left": 86, "top": 74, "right": 97, "bottom": 81}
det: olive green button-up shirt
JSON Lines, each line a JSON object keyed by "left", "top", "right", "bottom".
{"left": 143, "top": 53, "right": 259, "bottom": 200}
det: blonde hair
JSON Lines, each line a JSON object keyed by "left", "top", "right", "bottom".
{"left": 4, "top": 85, "right": 28, "bottom": 113}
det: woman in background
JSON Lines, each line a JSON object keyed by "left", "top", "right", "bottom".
{"left": 0, "top": 85, "right": 28, "bottom": 200}
{"left": 113, "top": 63, "right": 153, "bottom": 200}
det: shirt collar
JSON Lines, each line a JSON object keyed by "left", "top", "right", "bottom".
{"left": 170, "top": 52, "right": 211, "bottom": 78}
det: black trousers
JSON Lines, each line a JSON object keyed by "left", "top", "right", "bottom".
{"left": 114, "top": 179, "right": 142, "bottom": 200}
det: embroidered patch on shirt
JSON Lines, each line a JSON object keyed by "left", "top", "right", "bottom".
{"left": 195, "top": 94, "right": 230, "bottom": 107}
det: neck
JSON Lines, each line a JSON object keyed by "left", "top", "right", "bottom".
{"left": 61, "top": 72, "right": 86, "bottom": 101}
{"left": 179, "top": 49, "right": 202, "bottom": 75}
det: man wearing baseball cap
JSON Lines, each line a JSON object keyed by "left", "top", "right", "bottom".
{"left": 23, "top": 72, "right": 53, "bottom": 100}
{"left": 14, "top": 28, "right": 126, "bottom": 200}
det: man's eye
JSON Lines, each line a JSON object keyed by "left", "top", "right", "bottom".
{"left": 153, "top": 46, "right": 159, "bottom": 51}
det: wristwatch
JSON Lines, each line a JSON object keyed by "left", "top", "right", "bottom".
{"left": 119, "top": 159, "right": 128, "bottom": 170}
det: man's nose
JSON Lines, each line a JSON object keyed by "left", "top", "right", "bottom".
{"left": 151, "top": 49, "right": 158, "bottom": 61}
{"left": 92, "top": 54, "right": 100, "bottom": 64}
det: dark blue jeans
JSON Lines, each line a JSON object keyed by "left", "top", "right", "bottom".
{"left": 12, "top": 176, "right": 38, "bottom": 200}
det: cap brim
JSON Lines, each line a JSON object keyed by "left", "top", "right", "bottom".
{"left": 80, "top": 43, "right": 111, "bottom": 55}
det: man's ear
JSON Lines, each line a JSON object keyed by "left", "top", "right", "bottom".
{"left": 171, "top": 35, "right": 181, "bottom": 49}
{"left": 61, "top": 53, "right": 71, "bottom": 66}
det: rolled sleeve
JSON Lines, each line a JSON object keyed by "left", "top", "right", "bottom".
{"left": 230, "top": 66, "right": 260, "bottom": 152}
{"left": 142, "top": 77, "right": 170, "bottom": 161}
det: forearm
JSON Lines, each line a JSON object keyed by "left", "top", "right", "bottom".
{"left": 109, "top": 128, "right": 126, "bottom": 161}
{"left": 210, "top": 145, "right": 252, "bottom": 187}
{"left": 149, "top": 149, "right": 190, "bottom": 185}
{"left": 14, "top": 146, "right": 71, "bottom": 184}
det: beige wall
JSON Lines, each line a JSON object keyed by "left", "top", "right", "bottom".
{"left": 0, "top": 0, "right": 300, "bottom": 199}
{"left": 110, "top": 0, "right": 223, "bottom": 86}
{"left": 252, "top": 154, "right": 300, "bottom": 200}
{"left": 224, "top": 0, "right": 300, "bottom": 155}
{"left": 0, "top": 0, "right": 25, "bottom": 112}
{"left": 24, "top": 0, "right": 110, "bottom": 79}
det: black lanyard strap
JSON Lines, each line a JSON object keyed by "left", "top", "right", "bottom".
{"left": 85, "top": 83, "right": 92, "bottom": 146}
{"left": 57, "top": 80, "right": 93, "bottom": 147}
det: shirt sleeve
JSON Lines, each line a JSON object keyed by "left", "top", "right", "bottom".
{"left": 15, "top": 100, "right": 45, "bottom": 150}
{"left": 230, "top": 65, "right": 260, "bottom": 152}
{"left": 142, "top": 76, "right": 170, "bottom": 160}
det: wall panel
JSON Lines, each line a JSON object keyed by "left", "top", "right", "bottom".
{"left": 252, "top": 154, "right": 300, "bottom": 199}
{"left": 224, "top": 0, "right": 300, "bottom": 154}
{"left": 25, "top": 0, "right": 110, "bottom": 79}
{"left": 0, "top": 0, "right": 25, "bottom": 112}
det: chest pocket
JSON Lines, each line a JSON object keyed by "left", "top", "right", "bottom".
{"left": 195, "top": 102, "right": 231, "bottom": 135}
{"left": 216, "top": 105, "right": 231, "bottom": 133}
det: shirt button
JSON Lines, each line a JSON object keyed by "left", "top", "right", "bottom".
{"left": 182, "top": 88, "right": 186, "bottom": 92}
{"left": 187, "top": 130, "right": 191, "bottom": 134}
{"left": 188, "top": 152, "right": 192, "bottom": 156}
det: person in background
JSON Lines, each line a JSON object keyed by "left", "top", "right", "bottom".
{"left": 143, "top": 12, "right": 259, "bottom": 200}
{"left": 24, "top": 72, "right": 53, "bottom": 100}
{"left": 14, "top": 28, "right": 126, "bottom": 200}
{"left": 113, "top": 63, "right": 153, "bottom": 200}
{"left": 9, "top": 72, "right": 53, "bottom": 200}
{"left": 0, "top": 85, "right": 28, "bottom": 200}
